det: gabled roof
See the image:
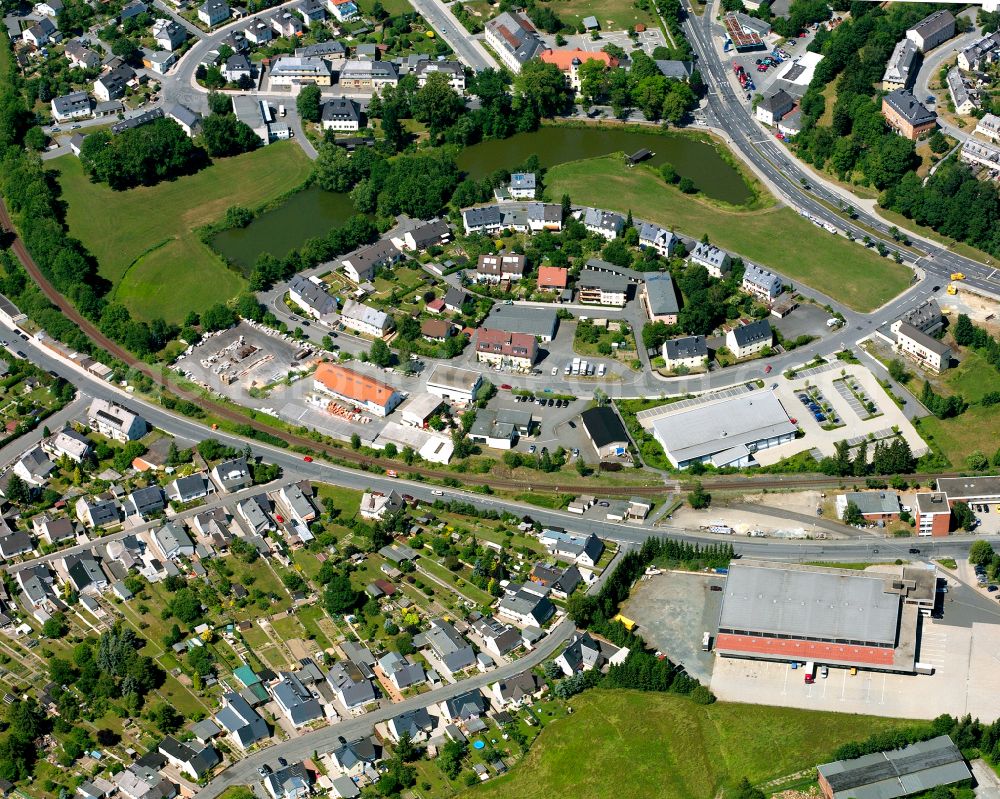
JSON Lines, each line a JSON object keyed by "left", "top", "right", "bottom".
{"left": 730, "top": 319, "right": 772, "bottom": 348}
{"left": 580, "top": 406, "right": 628, "bottom": 448}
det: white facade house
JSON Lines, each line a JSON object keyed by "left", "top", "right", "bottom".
{"left": 87, "top": 398, "right": 146, "bottom": 442}
{"left": 198, "top": 0, "right": 230, "bottom": 26}
{"left": 582, "top": 207, "right": 624, "bottom": 240}
{"left": 414, "top": 60, "right": 465, "bottom": 92}
{"left": 321, "top": 97, "right": 361, "bottom": 131}
{"left": 637, "top": 222, "right": 677, "bottom": 257}
{"left": 894, "top": 321, "right": 951, "bottom": 372}
{"left": 726, "top": 319, "right": 772, "bottom": 359}
{"left": 662, "top": 335, "right": 708, "bottom": 371}
{"left": 742, "top": 263, "right": 783, "bottom": 302}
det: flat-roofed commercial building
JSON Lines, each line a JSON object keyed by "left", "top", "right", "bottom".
{"left": 425, "top": 364, "right": 482, "bottom": 405}
{"left": 817, "top": 735, "right": 970, "bottom": 799}
{"left": 650, "top": 390, "right": 795, "bottom": 469}
{"left": 715, "top": 559, "right": 935, "bottom": 673}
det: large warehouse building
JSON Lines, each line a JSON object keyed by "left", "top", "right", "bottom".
{"left": 715, "top": 560, "right": 935, "bottom": 673}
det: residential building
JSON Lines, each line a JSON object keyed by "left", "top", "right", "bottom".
{"left": 222, "top": 53, "right": 252, "bottom": 83}
{"left": 296, "top": 40, "right": 345, "bottom": 58}
{"left": 837, "top": 491, "right": 902, "bottom": 523}
{"left": 414, "top": 618, "right": 475, "bottom": 675}
{"left": 338, "top": 59, "right": 398, "bottom": 92}
{"left": 475, "top": 329, "right": 538, "bottom": 371}
{"left": 947, "top": 66, "right": 976, "bottom": 115}
{"left": 122, "top": 485, "right": 165, "bottom": 518}
{"left": 385, "top": 708, "right": 434, "bottom": 743}
{"left": 75, "top": 496, "right": 120, "bottom": 528}
{"left": 508, "top": 172, "right": 536, "bottom": 199}
{"left": 211, "top": 457, "right": 252, "bottom": 492}
{"left": 166, "top": 473, "right": 213, "bottom": 503}
{"left": 110, "top": 107, "right": 164, "bottom": 135}
{"left": 472, "top": 616, "right": 521, "bottom": 657}
{"left": 882, "top": 89, "right": 936, "bottom": 140}
{"left": 474, "top": 253, "right": 526, "bottom": 284}
{"left": 328, "top": 738, "right": 379, "bottom": 779}
{"left": 468, "top": 407, "right": 532, "bottom": 449}
{"left": 338, "top": 299, "right": 395, "bottom": 337}
{"left": 490, "top": 671, "right": 543, "bottom": 709}
{"left": 539, "top": 528, "right": 605, "bottom": 567}
{"left": 64, "top": 39, "right": 100, "bottom": 69}
{"left": 327, "top": 0, "right": 358, "bottom": 22}
{"left": 483, "top": 303, "right": 557, "bottom": 341}
{"left": 236, "top": 495, "right": 273, "bottom": 534}
{"left": 742, "top": 263, "right": 783, "bottom": 302}
{"left": 484, "top": 11, "right": 544, "bottom": 73}
{"left": 537, "top": 265, "right": 568, "bottom": 292}
{"left": 960, "top": 137, "right": 1000, "bottom": 171}
{"left": 87, "top": 398, "right": 146, "bottom": 441}
{"left": 359, "top": 489, "right": 404, "bottom": 521}
{"left": 755, "top": 89, "right": 795, "bottom": 125}
{"left": 443, "top": 285, "right": 470, "bottom": 313}
{"left": 33, "top": 515, "right": 76, "bottom": 545}
{"left": 269, "top": 55, "right": 331, "bottom": 86}
{"left": 295, "top": 0, "right": 326, "bottom": 26}
{"left": 555, "top": 631, "right": 622, "bottom": 676}
{"left": 580, "top": 406, "right": 630, "bottom": 463}
{"left": 215, "top": 692, "right": 269, "bottom": 749}
{"left": 14, "top": 447, "right": 54, "bottom": 487}
{"left": 689, "top": 241, "right": 731, "bottom": 278}
{"left": 637, "top": 222, "right": 677, "bottom": 258}
{"left": 891, "top": 299, "right": 943, "bottom": 336}
{"left": 167, "top": 103, "right": 201, "bottom": 136}
{"left": 726, "top": 319, "right": 772, "bottom": 359}
{"left": 377, "top": 650, "right": 425, "bottom": 690}
{"left": 152, "top": 522, "right": 194, "bottom": 559}
{"left": 894, "top": 321, "right": 951, "bottom": 372}
{"left": 577, "top": 268, "right": 628, "bottom": 306}
{"left": 390, "top": 218, "right": 450, "bottom": 252}
{"left": 650, "top": 390, "right": 796, "bottom": 468}
{"left": 0, "top": 530, "right": 33, "bottom": 560}
{"left": 271, "top": 672, "right": 323, "bottom": 727}
{"left": 420, "top": 319, "right": 452, "bottom": 342}
{"left": 326, "top": 660, "right": 376, "bottom": 708}
{"left": 43, "top": 427, "right": 90, "bottom": 463}
{"left": 497, "top": 583, "right": 554, "bottom": 627}
{"left": 440, "top": 689, "right": 486, "bottom": 721}
{"left": 244, "top": 20, "right": 272, "bottom": 43}
{"left": 313, "top": 363, "right": 402, "bottom": 417}
{"left": 264, "top": 762, "right": 311, "bottom": 799}
{"left": 158, "top": 736, "right": 219, "bottom": 780}
{"left": 35, "top": 0, "right": 62, "bottom": 15}
{"left": 425, "top": 364, "right": 482, "bottom": 404}
{"left": 959, "top": 30, "right": 1000, "bottom": 71}
{"left": 642, "top": 272, "right": 679, "bottom": 324}
{"left": 462, "top": 205, "right": 504, "bottom": 235}
{"left": 24, "top": 17, "right": 58, "bottom": 47}
{"left": 288, "top": 275, "right": 338, "bottom": 319}
{"left": 882, "top": 38, "right": 919, "bottom": 91}
{"left": 655, "top": 59, "right": 693, "bottom": 80}
{"left": 582, "top": 207, "right": 624, "bottom": 240}
{"left": 915, "top": 491, "right": 951, "bottom": 536}
{"left": 662, "top": 335, "right": 708, "bottom": 371}
{"left": 340, "top": 239, "right": 402, "bottom": 283}
{"left": 114, "top": 765, "right": 175, "bottom": 799}
{"left": 276, "top": 482, "right": 316, "bottom": 524}
{"left": 51, "top": 91, "right": 91, "bottom": 122}
{"left": 530, "top": 562, "right": 581, "bottom": 598}
{"left": 152, "top": 18, "right": 186, "bottom": 50}
{"left": 198, "top": 0, "right": 230, "bottom": 26}
{"left": 413, "top": 59, "right": 464, "bottom": 92}
{"left": 527, "top": 202, "right": 562, "bottom": 231}
{"left": 321, "top": 97, "right": 361, "bottom": 131}
{"left": 906, "top": 10, "right": 954, "bottom": 53}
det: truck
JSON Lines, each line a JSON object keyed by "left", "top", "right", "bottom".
{"left": 804, "top": 661, "right": 816, "bottom": 683}
{"left": 702, "top": 632, "right": 712, "bottom": 651}
{"left": 571, "top": 357, "right": 581, "bottom": 375}
{"left": 947, "top": 284, "right": 958, "bottom": 295}
{"left": 279, "top": 104, "right": 286, "bottom": 117}
{"left": 915, "top": 662, "right": 936, "bottom": 675}
{"left": 950, "top": 272, "right": 965, "bottom": 280}
{"left": 580, "top": 360, "right": 589, "bottom": 376}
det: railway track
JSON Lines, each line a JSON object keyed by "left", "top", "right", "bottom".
{"left": 0, "top": 200, "right": 965, "bottom": 498}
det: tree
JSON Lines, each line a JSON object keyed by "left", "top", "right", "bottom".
{"left": 369, "top": 338, "right": 392, "bottom": 367}
{"left": 324, "top": 572, "right": 360, "bottom": 614}
{"left": 731, "top": 777, "right": 766, "bottom": 799}
{"left": 967, "top": 450, "right": 990, "bottom": 471}
{"left": 969, "top": 540, "right": 994, "bottom": 566}
{"left": 149, "top": 702, "right": 183, "bottom": 733}
{"left": 207, "top": 91, "right": 232, "bottom": 116}
{"left": 200, "top": 113, "right": 260, "bottom": 157}
{"left": 887, "top": 358, "right": 909, "bottom": 383}
{"left": 688, "top": 482, "right": 711, "bottom": 509}
{"left": 411, "top": 71, "right": 466, "bottom": 137}
{"left": 513, "top": 60, "right": 569, "bottom": 119}
{"left": 79, "top": 118, "right": 206, "bottom": 190}
{"left": 5, "top": 472, "right": 28, "bottom": 505}
{"left": 842, "top": 501, "right": 864, "bottom": 527}
{"left": 952, "top": 501, "right": 977, "bottom": 532}
{"left": 42, "top": 613, "right": 68, "bottom": 638}
{"left": 297, "top": 84, "right": 322, "bottom": 123}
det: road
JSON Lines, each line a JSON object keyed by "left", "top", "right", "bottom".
{"left": 682, "top": 1, "right": 1000, "bottom": 302}
{"left": 914, "top": 18, "right": 979, "bottom": 143}
{"left": 406, "top": 0, "right": 498, "bottom": 71}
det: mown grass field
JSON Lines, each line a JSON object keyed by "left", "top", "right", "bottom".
{"left": 547, "top": 0, "right": 659, "bottom": 31}
{"left": 546, "top": 156, "right": 913, "bottom": 312}
{"left": 461, "top": 690, "right": 914, "bottom": 799}
{"left": 47, "top": 143, "right": 312, "bottom": 322}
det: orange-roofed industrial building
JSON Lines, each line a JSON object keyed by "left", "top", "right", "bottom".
{"left": 537, "top": 266, "right": 569, "bottom": 291}
{"left": 314, "top": 363, "right": 402, "bottom": 417}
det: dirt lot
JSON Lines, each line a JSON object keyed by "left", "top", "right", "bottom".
{"left": 621, "top": 570, "right": 725, "bottom": 682}
{"left": 939, "top": 291, "right": 1000, "bottom": 336}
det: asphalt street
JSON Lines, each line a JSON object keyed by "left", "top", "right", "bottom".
{"left": 406, "top": 0, "right": 498, "bottom": 71}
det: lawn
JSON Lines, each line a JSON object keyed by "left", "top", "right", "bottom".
{"left": 461, "top": 690, "right": 916, "bottom": 799}
{"left": 546, "top": 156, "right": 912, "bottom": 312}
{"left": 917, "top": 402, "right": 1000, "bottom": 468}
{"left": 548, "top": 0, "right": 659, "bottom": 31}
{"left": 940, "top": 349, "right": 1000, "bottom": 403}
{"left": 47, "top": 143, "right": 312, "bottom": 322}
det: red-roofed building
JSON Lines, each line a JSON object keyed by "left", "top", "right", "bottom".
{"left": 475, "top": 328, "right": 538, "bottom": 371}
{"left": 540, "top": 48, "right": 618, "bottom": 90}
{"left": 425, "top": 297, "right": 446, "bottom": 314}
{"left": 314, "top": 362, "right": 402, "bottom": 417}
{"left": 537, "top": 266, "right": 568, "bottom": 291}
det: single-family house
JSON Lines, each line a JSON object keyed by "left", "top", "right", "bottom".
{"left": 210, "top": 457, "right": 252, "bottom": 493}
{"left": 326, "top": 660, "right": 377, "bottom": 708}
{"left": 662, "top": 335, "right": 708, "bottom": 371}
{"left": 152, "top": 522, "right": 194, "bottom": 560}
{"left": 359, "top": 489, "right": 404, "bottom": 521}
{"left": 582, "top": 207, "right": 624, "bottom": 240}
{"left": 490, "top": 671, "right": 542, "bottom": 709}
{"left": 87, "top": 398, "right": 146, "bottom": 442}
{"left": 321, "top": 97, "right": 361, "bottom": 131}
{"left": 198, "top": 0, "right": 230, "bottom": 26}
{"left": 726, "top": 319, "right": 772, "bottom": 359}
{"left": 688, "top": 241, "right": 731, "bottom": 278}
{"left": 271, "top": 672, "right": 323, "bottom": 727}
{"left": 216, "top": 692, "right": 269, "bottom": 749}
{"left": 166, "top": 472, "right": 213, "bottom": 503}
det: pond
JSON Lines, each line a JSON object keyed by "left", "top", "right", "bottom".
{"left": 211, "top": 186, "right": 359, "bottom": 272}
{"left": 457, "top": 126, "right": 752, "bottom": 205}
{"left": 211, "top": 126, "right": 752, "bottom": 270}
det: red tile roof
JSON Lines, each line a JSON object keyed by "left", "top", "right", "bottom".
{"left": 540, "top": 48, "right": 618, "bottom": 71}
{"left": 715, "top": 633, "right": 895, "bottom": 666}
{"left": 537, "top": 266, "right": 568, "bottom": 289}
{"left": 314, "top": 362, "right": 397, "bottom": 409}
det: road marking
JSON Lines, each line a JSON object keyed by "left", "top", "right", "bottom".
{"left": 840, "top": 669, "right": 847, "bottom": 702}
{"left": 880, "top": 673, "right": 887, "bottom": 705}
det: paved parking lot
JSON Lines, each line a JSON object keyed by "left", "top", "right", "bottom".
{"left": 621, "top": 571, "right": 725, "bottom": 683}
{"left": 770, "top": 302, "right": 830, "bottom": 343}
